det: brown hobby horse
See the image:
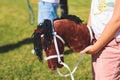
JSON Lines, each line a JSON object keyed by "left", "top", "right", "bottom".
{"left": 33, "top": 15, "right": 91, "bottom": 70}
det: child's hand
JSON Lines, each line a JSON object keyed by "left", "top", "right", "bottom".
{"left": 80, "top": 45, "right": 97, "bottom": 54}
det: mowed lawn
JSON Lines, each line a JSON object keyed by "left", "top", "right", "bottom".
{"left": 0, "top": 0, "right": 92, "bottom": 80}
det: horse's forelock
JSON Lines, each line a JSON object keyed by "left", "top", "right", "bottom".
{"left": 33, "top": 19, "right": 53, "bottom": 62}
{"left": 42, "top": 19, "right": 53, "bottom": 48}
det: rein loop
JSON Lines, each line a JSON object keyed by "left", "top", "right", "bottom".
{"left": 56, "top": 54, "right": 83, "bottom": 78}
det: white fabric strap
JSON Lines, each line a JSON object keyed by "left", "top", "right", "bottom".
{"left": 41, "top": 33, "right": 65, "bottom": 44}
{"left": 57, "top": 62, "right": 74, "bottom": 80}
{"left": 56, "top": 35, "right": 65, "bottom": 44}
{"left": 53, "top": 32, "right": 62, "bottom": 62}
{"left": 53, "top": 30, "right": 83, "bottom": 80}
{"left": 87, "top": 25, "right": 93, "bottom": 42}
{"left": 57, "top": 54, "right": 83, "bottom": 79}
{"left": 46, "top": 22, "right": 82, "bottom": 80}
{"left": 45, "top": 54, "right": 64, "bottom": 60}
{"left": 53, "top": 32, "right": 65, "bottom": 44}
{"left": 53, "top": 31, "right": 74, "bottom": 80}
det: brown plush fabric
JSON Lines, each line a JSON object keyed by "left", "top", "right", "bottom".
{"left": 41, "top": 19, "right": 90, "bottom": 70}
{"left": 54, "top": 19, "right": 90, "bottom": 52}
{"left": 33, "top": 15, "right": 91, "bottom": 70}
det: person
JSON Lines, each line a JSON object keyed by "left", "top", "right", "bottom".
{"left": 80, "top": 0, "right": 120, "bottom": 80}
{"left": 59, "top": 0, "right": 68, "bottom": 18}
{"left": 38, "top": 0, "right": 60, "bottom": 25}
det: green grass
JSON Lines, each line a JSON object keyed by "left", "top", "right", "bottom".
{"left": 0, "top": 0, "right": 92, "bottom": 80}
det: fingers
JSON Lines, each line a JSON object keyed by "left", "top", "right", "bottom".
{"left": 80, "top": 45, "right": 93, "bottom": 54}
{"left": 80, "top": 48, "right": 88, "bottom": 54}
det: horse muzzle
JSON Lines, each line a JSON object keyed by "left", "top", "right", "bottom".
{"left": 45, "top": 54, "right": 64, "bottom": 70}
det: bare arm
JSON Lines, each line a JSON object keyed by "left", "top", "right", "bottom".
{"left": 81, "top": 0, "right": 120, "bottom": 54}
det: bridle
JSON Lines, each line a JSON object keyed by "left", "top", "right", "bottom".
{"left": 44, "top": 21, "right": 88, "bottom": 80}
{"left": 44, "top": 32, "right": 65, "bottom": 61}
{"left": 40, "top": 20, "right": 93, "bottom": 80}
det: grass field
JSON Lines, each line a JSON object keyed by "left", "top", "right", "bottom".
{"left": 0, "top": 0, "right": 92, "bottom": 80}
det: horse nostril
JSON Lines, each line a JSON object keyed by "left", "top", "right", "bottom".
{"left": 51, "top": 66, "right": 56, "bottom": 70}
{"left": 57, "top": 63, "right": 63, "bottom": 68}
